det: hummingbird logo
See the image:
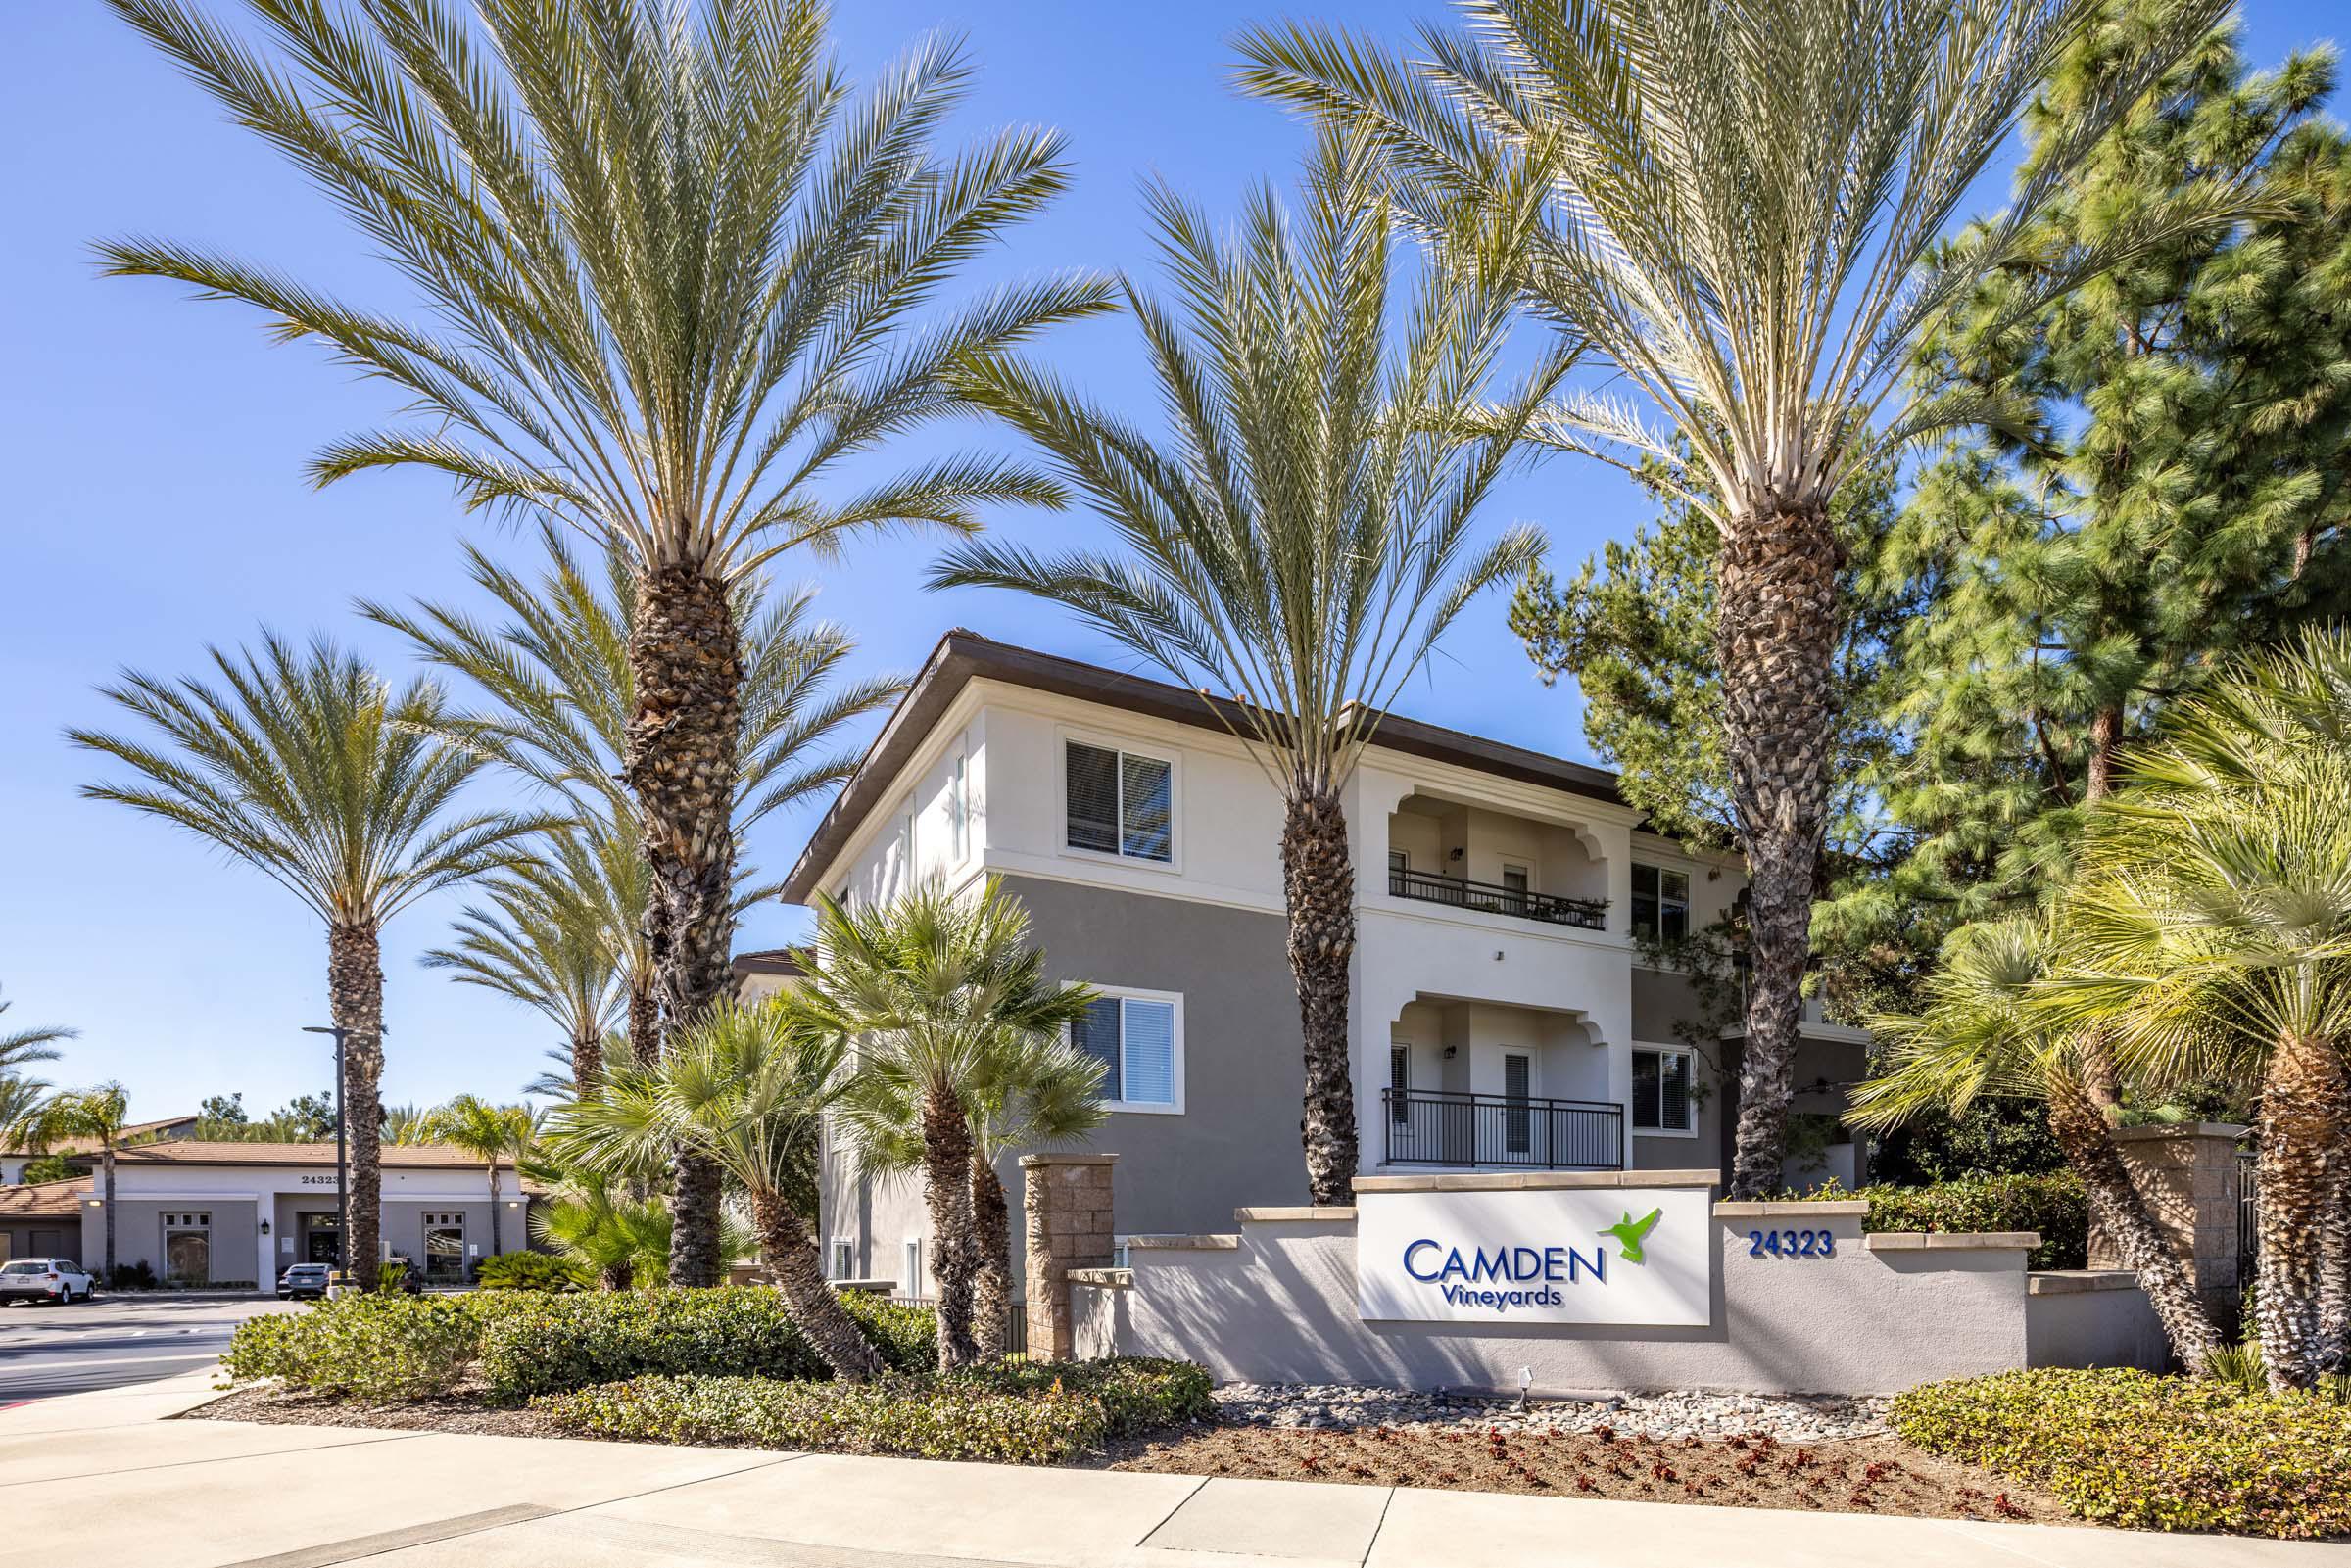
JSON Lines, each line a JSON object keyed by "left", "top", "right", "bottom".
{"left": 1602, "top": 1208, "right": 1663, "bottom": 1264}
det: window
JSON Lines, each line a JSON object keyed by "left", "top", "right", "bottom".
{"left": 1631, "top": 864, "right": 1691, "bottom": 942}
{"left": 947, "top": 748, "right": 969, "bottom": 860}
{"left": 1070, "top": 990, "right": 1182, "bottom": 1111}
{"left": 1389, "top": 1044, "right": 1411, "bottom": 1122}
{"left": 902, "top": 1238, "right": 924, "bottom": 1296}
{"left": 1065, "top": 739, "right": 1173, "bottom": 863}
{"left": 1632, "top": 1048, "right": 1695, "bottom": 1132}
{"left": 1503, "top": 1052, "right": 1531, "bottom": 1154}
{"left": 1388, "top": 849, "right": 1410, "bottom": 876}
{"left": 829, "top": 1240, "right": 854, "bottom": 1280}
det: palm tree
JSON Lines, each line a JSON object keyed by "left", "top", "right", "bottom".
{"left": 2040, "top": 630, "right": 2351, "bottom": 1389}
{"left": 21, "top": 1085, "right": 129, "bottom": 1279}
{"left": 0, "top": 988, "right": 75, "bottom": 1080}
{"left": 103, "top": 0, "right": 1110, "bottom": 1286}
{"left": 427, "top": 1095, "right": 537, "bottom": 1260}
{"left": 839, "top": 1019, "right": 1105, "bottom": 1358}
{"left": 552, "top": 997, "right": 879, "bottom": 1378}
{"left": 0, "top": 990, "right": 72, "bottom": 1166}
{"left": 1848, "top": 918, "right": 2223, "bottom": 1373}
{"left": 424, "top": 845, "right": 627, "bottom": 1093}
{"left": 1238, "top": 0, "right": 2235, "bottom": 1197}
{"left": 793, "top": 879, "right": 1096, "bottom": 1367}
{"left": 69, "top": 634, "right": 549, "bottom": 1287}
{"left": 371, "top": 531, "right": 900, "bottom": 1070}
{"left": 934, "top": 133, "right": 1559, "bottom": 1205}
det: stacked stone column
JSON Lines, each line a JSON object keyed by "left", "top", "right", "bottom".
{"left": 2087, "top": 1122, "right": 2246, "bottom": 1315}
{"left": 1022, "top": 1152, "right": 1116, "bottom": 1361}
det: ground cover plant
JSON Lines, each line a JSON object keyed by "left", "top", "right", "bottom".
{"left": 535, "top": 1359, "right": 1213, "bottom": 1465}
{"left": 1891, "top": 1368, "right": 2351, "bottom": 1538}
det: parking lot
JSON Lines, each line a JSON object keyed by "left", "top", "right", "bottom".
{"left": 0, "top": 1294, "right": 289, "bottom": 1403}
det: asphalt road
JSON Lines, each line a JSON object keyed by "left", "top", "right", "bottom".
{"left": 0, "top": 1294, "right": 291, "bottom": 1403}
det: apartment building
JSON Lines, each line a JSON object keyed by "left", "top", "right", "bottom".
{"left": 778, "top": 632, "right": 1867, "bottom": 1292}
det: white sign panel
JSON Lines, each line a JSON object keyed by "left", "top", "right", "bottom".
{"left": 1357, "top": 1187, "right": 1712, "bottom": 1326}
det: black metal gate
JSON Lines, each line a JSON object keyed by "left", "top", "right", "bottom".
{"left": 2237, "top": 1144, "right": 2258, "bottom": 1301}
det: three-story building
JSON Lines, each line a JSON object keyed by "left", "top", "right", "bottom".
{"left": 774, "top": 632, "right": 1867, "bottom": 1293}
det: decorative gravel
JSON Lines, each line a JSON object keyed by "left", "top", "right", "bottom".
{"left": 1213, "top": 1382, "right": 1891, "bottom": 1442}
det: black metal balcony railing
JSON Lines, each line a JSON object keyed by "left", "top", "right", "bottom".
{"left": 1388, "top": 866, "right": 1609, "bottom": 930}
{"left": 1382, "top": 1088, "right": 1624, "bottom": 1170}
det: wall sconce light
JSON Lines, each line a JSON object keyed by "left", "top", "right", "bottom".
{"left": 1442, "top": 1045, "right": 1458, "bottom": 1060}
{"left": 1448, "top": 846, "right": 1465, "bottom": 862}
{"left": 86, "top": 1198, "right": 103, "bottom": 1208}
{"left": 259, "top": 1219, "right": 271, "bottom": 1237}
{"left": 505, "top": 1201, "right": 521, "bottom": 1209}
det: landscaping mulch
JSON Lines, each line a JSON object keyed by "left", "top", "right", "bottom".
{"left": 183, "top": 1385, "right": 582, "bottom": 1442}
{"left": 1104, "top": 1421, "right": 2079, "bottom": 1524}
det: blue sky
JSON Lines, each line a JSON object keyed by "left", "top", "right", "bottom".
{"left": 4, "top": 2, "right": 2342, "bottom": 1122}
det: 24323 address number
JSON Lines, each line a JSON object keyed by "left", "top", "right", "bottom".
{"left": 1746, "top": 1228, "right": 1835, "bottom": 1258}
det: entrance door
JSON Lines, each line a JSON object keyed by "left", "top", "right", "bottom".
{"left": 421, "top": 1212, "right": 465, "bottom": 1283}
{"left": 300, "top": 1212, "right": 343, "bottom": 1265}
{"left": 162, "top": 1212, "right": 211, "bottom": 1285}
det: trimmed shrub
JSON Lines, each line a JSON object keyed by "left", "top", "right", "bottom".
{"left": 534, "top": 1358, "right": 1214, "bottom": 1464}
{"left": 835, "top": 1291, "right": 936, "bottom": 1373}
{"left": 1851, "top": 1172, "right": 2087, "bottom": 1269}
{"left": 473, "top": 1252, "right": 593, "bottom": 1293}
{"left": 1891, "top": 1367, "right": 2351, "bottom": 1538}
{"left": 220, "top": 1294, "right": 481, "bottom": 1401}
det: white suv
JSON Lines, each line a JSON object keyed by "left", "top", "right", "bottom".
{"left": 0, "top": 1258, "right": 95, "bottom": 1306}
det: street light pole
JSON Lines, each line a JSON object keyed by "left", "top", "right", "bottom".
{"left": 304, "top": 1023, "right": 383, "bottom": 1287}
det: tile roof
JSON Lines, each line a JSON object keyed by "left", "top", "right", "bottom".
{"left": 101, "top": 1141, "right": 510, "bottom": 1169}
{"left": 0, "top": 1177, "right": 90, "bottom": 1219}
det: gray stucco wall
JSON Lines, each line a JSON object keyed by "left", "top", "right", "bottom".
{"left": 2025, "top": 1274, "right": 2169, "bottom": 1371}
{"left": 1080, "top": 1205, "right": 2059, "bottom": 1397}
{"left": 85, "top": 1199, "right": 261, "bottom": 1285}
{"left": 0, "top": 1218, "right": 81, "bottom": 1265}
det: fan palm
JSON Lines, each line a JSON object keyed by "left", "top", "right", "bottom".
{"left": 0, "top": 988, "right": 75, "bottom": 1079}
{"left": 424, "top": 842, "right": 628, "bottom": 1092}
{"left": 426, "top": 1095, "right": 537, "bottom": 1259}
{"left": 104, "top": 0, "right": 1110, "bottom": 1285}
{"left": 838, "top": 998, "right": 1107, "bottom": 1358}
{"left": 2041, "top": 629, "right": 2351, "bottom": 1389}
{"left": 793, "top": 878, "right": 1094, "bottom": 1368}
{"left": 0, "top": 1077, "right": 57, "bottom": 1156}
{"left": 1849, "top": 918, "right": 2223, "bottom": 1373}
{"left": 69, "top": 634, "right": 550, "bottom": 1285}
{"left": 1238, "top": 0, "right": 2236, "bottom": 1197}
{"left": 551, "top": 997, "right": 877, "bottom": 1376}
{"left": 934, "top": 131, "right": 1559, "bottom": 1205}
{"left": 370, "top": 530, "right": 898, "bottom": 1068}
{"left": 19, "top": 1085, "right": 130, "bottom": 1278}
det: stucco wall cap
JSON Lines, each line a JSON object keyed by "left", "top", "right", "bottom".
{"left": 1068, "top": 1267, "right": 1133, "bottom": 1289}
{"left": 1018, "top": 1153, "right": 1121, "bottom": 1167}
{"left": 1126, "top": 1233, "right": 1241, "bottom": 1250}
{"left": 1235, "top": 1207, "right": 1357, "bottom": 1223}
{"left": 2028, "top": 1269, "right": 2144, "bottom": 1296}
{"left": 1353, "top": 1169, "right": 1717, "bottom": 1194}
{"left": 1865, "top": 1231, "right": 2040, "bottom": 1251}
{"left": 2108, "top": 1122, "right": 2248, "bottom": 1143}
{"left": 1712, "top": 1200, "right": 1869, "bottom": 1217}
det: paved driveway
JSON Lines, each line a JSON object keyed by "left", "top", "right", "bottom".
{"left": 0, "top": 1294, "right": 287, "bottom": 1403}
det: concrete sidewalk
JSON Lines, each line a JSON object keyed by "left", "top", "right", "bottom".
{"left": 0, "top": 1368, "right": 2333, "bottom": 1568}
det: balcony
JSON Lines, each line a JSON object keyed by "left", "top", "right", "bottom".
{"left": 1381, "top": 1088, "right": 1624, "bottom": 1170}
{"left": 1387, "top": 866, "right": 1608, "bottom": 931}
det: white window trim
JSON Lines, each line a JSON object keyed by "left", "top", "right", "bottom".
{"left": 902, "top": 1237, "right": 925, "bottom": 1296}
{"left": 1076, "top": 984, "right": 1187, "bottom": 1116}
{"left": 1056, "top": 726, "right": 1183, "bottom": 875}
{"left": 1630, "top": 1043, "right": 1699, "bottom": 1138}
{"left": 828, "top": 1238, "right": 856, "bottom": 1280}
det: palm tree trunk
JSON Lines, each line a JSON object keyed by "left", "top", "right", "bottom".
{"left": 102, "top": 1142, "right": 117, "bottom": 1282}
{"left": 2252, "top": 1031, "right": 2349, "bottom": 1390}
{"left": 328, "top": 922, "right": 386, "bottom": 1291}
{"left": 2318, "top": 1117, "right": 2351, "bottom": 1372}
{"left": 487, "top": 1157, "right": 504, "bottom": 1258}
{"left": 1717, "top": 502, "right": 1842, "bottom": 1201}
{"left": 627, "top": 984, "right": 660, "bottom": 1069}
{"left": 627, "top": 564, "right": 743, "bottom": 1290}
{"left": 921, "top": 1085, "right": 982, "bottom": 1370}
{"left": 2045, "top": 1068, "right": 2221, "bottom": 1374}
{"left": 1281, "top": 786, "right": 1359, "bottom": 1208}
{"left": 749, "top": 1187, "right": 881, "bottom": 1381}
{"left": 970, "top": 1150, "right": 1011, "bottom": 1360}
{"left": 572, "top": 1028, "right": 605, "bottom": 1096}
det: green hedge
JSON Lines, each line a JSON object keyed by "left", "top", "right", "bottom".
{"left": 222, "top": 1286, "right": 937, "bottom": 1404}
{"left": 472, "top": 1252, "right": 593, "bottom": 1292}
{"left": 534, "top": 1358, "right": 1214, "bottom": 1464}
{"left": 1891, "top": 1368, "right": 2351, "bottom": 1538}
{"left": 1853, "top": 1172, "right": 2087, "bottom": 1269}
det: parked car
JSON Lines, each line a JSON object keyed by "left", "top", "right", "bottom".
{"left": 276, "top": 1262, "right": 331, "bottom": 1301}
{"left": 0, "top": 1258, "right": 94, "bottom": 1306}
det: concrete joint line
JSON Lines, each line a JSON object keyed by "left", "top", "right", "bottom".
{"left": 1359, "top": 1487, "right": 1397, "bottom": 1566}
{"left": 216, "top": 1503, "right": 559, "bottom": 1567}
{"left": 1133, "top": 1474, "right": 1211, "bottom": 1551}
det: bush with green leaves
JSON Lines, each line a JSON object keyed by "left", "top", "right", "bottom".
{"left": 472, "top": 1252, "right": 593, "bottom": 1293}
{"left": 1791, "top": 1172, "right": 2087, "bottom": 1269}
{"left": 834, "top": 1290, "right": 936, "bottom": 1373}
{"left": 220, "top": 1294, "right": 481, "bottom": 1401}
{"left": 534, "top": 1358, "right": 1213, "bottom": 1464}
{"left": 1891, "top": 1368, "right": 2351, "bottom": 1538}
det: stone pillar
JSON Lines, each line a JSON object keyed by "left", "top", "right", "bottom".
{"left": 1022, "top": 1153, "right": 1116, "bottom": 1362}
{"left": 2087, "top": 1122, "right": 2246, "bottom": 1312}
